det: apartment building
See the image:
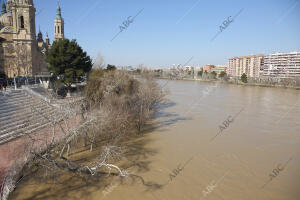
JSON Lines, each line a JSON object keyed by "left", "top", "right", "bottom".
{"left": 228, "top": 57, "right": 238, "bottom": 77}
{"left": 249, "top": 55, "right": 264, "bottom": 78}
{"left": 263, "top": 52, "right": 300, "bottom": 78}
{"left": 227, "top": 54, "right": 264, "bottom": 78}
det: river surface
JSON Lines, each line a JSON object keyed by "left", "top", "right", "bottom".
{"left": 10, "top": 80, "right": 300, "bottom": 200}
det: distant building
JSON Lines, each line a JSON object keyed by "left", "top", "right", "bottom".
{"left": 227, "top": 54, "right": 264, "bottom": 78}
{"left": 202, "top": 65, "right": 227, "bottom": 75}
{"left": 194, "top": 66, "right": 202, "bottom": 71}
{"left": 263, "top": 52, "right": 300, "bottom": 78}
{"left": 203, "top": 65, "right": 214, "bottom": 73}
{"left": 183, "top": 65, "right": 193, "bottom": 71}
{"left": 211, "top": 65, "right": 227, "bottom": 75}
{"left": 228, "top": 52, "right": 300, "bottom": 78}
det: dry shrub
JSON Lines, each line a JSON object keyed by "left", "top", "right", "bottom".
{"left": 3, "top": 70, "right": 164, "bottom": 200}
{"left": 85, "top": 70, "right": 164, "bottom": 133}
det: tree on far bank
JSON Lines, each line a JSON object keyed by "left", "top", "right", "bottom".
{"left": 93, "top": 52, "right": 105, "bottom": 69}
{"left": 106, "top": 64, "right": 117, "bottom": 71}
{"left": 46, "top": 39, "right": 92, "bottom": 88}
{"left": 241, "top": 73, "right": 248, "bottom": 83}
{"left": 210, "top": 71, "right": 217, "bottom": 79}
{"left": 198, "top": 69, "right": 203, "bottom": 77}
{"left": 219, "top": 71, "right": 226, "bottom": 78}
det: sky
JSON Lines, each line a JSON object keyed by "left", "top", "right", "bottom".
{"left": 34, "top": 0, "right": 300, "bottom": 68}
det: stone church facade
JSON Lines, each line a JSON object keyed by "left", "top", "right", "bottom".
{"left": 0, "top": 0, "right": 64, "bottom": 78}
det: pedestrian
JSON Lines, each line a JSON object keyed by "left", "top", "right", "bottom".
{"left": 0, "top": 82, "right": 3, "bottom": 92}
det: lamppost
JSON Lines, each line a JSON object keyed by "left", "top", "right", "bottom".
{"left": 49, "top": 72, "right": 54, "bottom": 90}
{"left": 13, "top": 72, "right": 17, "bottom": 90}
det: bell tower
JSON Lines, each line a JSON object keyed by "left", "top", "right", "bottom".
{"left": 9, "top": 0, "right": 36, "bottom": 40}
{"left": 54, "top": 1, "right": 64, "bottom": 41}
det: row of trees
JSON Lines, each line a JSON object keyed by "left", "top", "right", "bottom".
{"left": 183, "top": 66, "right": 249, "bottom": 83}
{"left": 197, "top": 70, "right": 227, "bottom": 80}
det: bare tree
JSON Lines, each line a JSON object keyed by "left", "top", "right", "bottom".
{"left": 5, "top": 43, "right": 32, "bottom": 78}
{"left": 93, "top": 52, "right": 106, "bottom": 69}
{"left": 1, "top": 71, "right": 165, "bottom": 200}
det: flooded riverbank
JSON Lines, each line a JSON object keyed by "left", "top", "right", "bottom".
{"left": 9, "top": 80, "right": 300, "bottom": 200}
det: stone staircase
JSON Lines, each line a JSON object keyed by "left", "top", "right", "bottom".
{"left": 0, "top": 89, "right": 62, "bottom": 145}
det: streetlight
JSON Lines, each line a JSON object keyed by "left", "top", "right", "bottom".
{"left": 49, "top": 72, "right": 54, "bottom": 90}
{"left": 13, "top": 72, "right": 17, "bottom": 90}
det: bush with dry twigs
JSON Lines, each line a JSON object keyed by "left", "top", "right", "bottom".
{"left": 2, "top": 70, "right": 165, "bottom": 200}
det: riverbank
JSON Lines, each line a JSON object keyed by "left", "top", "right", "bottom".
{"left": 157, "top": 77, "right": 300, "bottom": 90}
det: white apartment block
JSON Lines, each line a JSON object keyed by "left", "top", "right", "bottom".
{"left": 263, "top": 52, "right": 300, "bottom": 78}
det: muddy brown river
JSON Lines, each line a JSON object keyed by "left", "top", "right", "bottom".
{"left": 10, "top": 80, "right": 300, "bottom": 200}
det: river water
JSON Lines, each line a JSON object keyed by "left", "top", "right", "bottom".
{"left": 10, "top": 80, "right": 300, "bottom": 200}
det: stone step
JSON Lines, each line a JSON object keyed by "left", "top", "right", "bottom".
{"left": 0, "top": 108, "right": 58, "bottom": 132}
{"left": 0, "top": 98, "right": 46, "bottom": 111}
{"left": 0, "top": 95, "right": 31, "bottom": 104}
{"left": 0, "top": 99, "right": 39, "bottom": 113}
{"left": 0, "top": 91, "right": 26, "bottom": 99}
{"left": 1, "top": 118, "right": 34, "bottom": 131}
{"left": 0, "top": 111, "right": 64, "bottom": 143}
{"left": 0, "top": 121, "right": 48, "bottom": 141}
{"left": 0, "top": 102, "right": 50, "bottom": 119}
{"left": 0, "top": 108, "right": 57, "bottom": 135}
{"left": 0, "top": 121, "right": 52, "bottom": 145}
{"left": 0, "top": 98, "right": 33, "bottom": 108}
{"left": 0, "top": 123, "right": 27, "bottom": 136}
{"left": 0, "top": 88, "right": 65, "bottom": 145}
{"left": 0, "top": 93, "right": 31, "bottom": 102}
{"left": 0, "top": 90, "right": 22, "bottom": 95}
{"left": 0, "top": 105, "right": 54, "bottom": 125}
{"left": 0, "top": 107, "right": 53, "bottom": 126}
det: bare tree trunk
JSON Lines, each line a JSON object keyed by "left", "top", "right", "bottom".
{"left": 67, "top": 144, "right": 71, "bottom": 157}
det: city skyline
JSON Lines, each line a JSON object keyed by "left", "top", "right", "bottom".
{"left": 33, "top": 0, "right": 300, "bottom": 67}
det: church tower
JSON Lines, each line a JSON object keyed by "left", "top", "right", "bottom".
{"left": 8, "top": 0, "right": 36, "bottom": 41}
{"left": 54, "top": 1, "right": 64, "bottom": 41}
{"left": 3, "top": 0, "right": 38, "bottom": 77}
{"left": 45, "top": 33, "right": 50, "bottom": 46}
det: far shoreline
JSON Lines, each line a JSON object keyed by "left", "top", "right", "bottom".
{"left": 155, "top": 77, "right": 300, "bottom": 90}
